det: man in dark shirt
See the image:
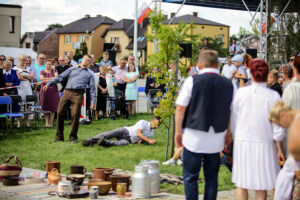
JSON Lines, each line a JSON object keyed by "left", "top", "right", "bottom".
{"left": 89, "top": 54, "right": 99, "bottom": 73}
{"left": 43, "top": 55, "right": 96, "bottom": 143}
{"left": 268, "top": 69, "right": 282, "bottom": 96}
{"left": 56, "top": 56, "right": 71, "bottom": 75}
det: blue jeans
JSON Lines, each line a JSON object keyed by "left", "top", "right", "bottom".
{"left": 183, "top": 148, "right": 220, "bottom": 200}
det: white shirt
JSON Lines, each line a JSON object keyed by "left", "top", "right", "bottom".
{"left": 229, "top": 44, "right": 240, "bottom": 54}
{"left": 125, "top": 120, "right": 154, "bottom": 143}
{"left": 282, "top": 82, "right": 300, "bottom": 109}
{"left": 274, "top": 156, "right": 300, "bottom": 200}
{"left": 221, "top": 64, "right": 237, "bottom": 85}
{"left": 176, "top": 68, "right": 228, "bottom": 153}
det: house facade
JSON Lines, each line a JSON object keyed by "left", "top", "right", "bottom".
{"left": 36, "top": 30, "right": 59, "bottom": 58}
{"left": 57, "top": 14, "right": 115, "bottom": 59}
{"left": 0, "top": 4, "right": 22, "bottom": 48}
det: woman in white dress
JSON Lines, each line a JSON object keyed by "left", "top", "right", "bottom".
{"left": 13, "top": 54, "right": 34, "bottom": 126}
{"left": 229, "top": 58, "right": 285, "bottom": 200}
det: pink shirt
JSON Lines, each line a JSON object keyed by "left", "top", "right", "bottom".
{"left": 112, "top": 65, "right": 128, "bottom": 84}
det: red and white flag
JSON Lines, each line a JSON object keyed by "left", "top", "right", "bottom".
{"left": 138, "top": 2, "right": 152, "bottom": 24}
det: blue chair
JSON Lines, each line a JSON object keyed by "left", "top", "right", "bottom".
{"left": 0, "top": 96, "right": 24, "bottom": 130}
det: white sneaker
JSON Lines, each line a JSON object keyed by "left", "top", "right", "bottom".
{"left": 162, "top": 159, "right": 176, "bottom": 166}
{"left": 177, "top": 159, "right": 183, "bottom": 166}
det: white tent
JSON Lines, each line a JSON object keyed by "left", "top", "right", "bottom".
{"left": 0, "top": 47, "right": 37, "bottom": 65}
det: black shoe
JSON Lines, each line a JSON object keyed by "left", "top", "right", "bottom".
{"left": 53, "top": 138, "right": 64, "bottom": 142}
{"left": 82, "top": 139, "right": 93, "bottom": 146}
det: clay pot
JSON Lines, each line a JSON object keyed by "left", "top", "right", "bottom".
{"left": 93, "top": 168, "right": 113, "bottom": 180}
{"left": 70, "top": 165, "right": 86, "bottom": 174}
{"left": 88, "top": 180, "right": 111, "bottom": 195}
{"left": 48, "top": 168, "right": 61, "bottom": 185}
{"left": 110, "top": 174, "right": 130, "bottom": 192}
{"left": 66, "top": 174, "right": 85, "bottom": 185}
{"left": 46, "top": 161, "right": 60, "bottom": 173}
{"left": 104, "top": 171, "right": 113, "bottom": 181}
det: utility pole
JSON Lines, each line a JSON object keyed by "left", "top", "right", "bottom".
{"left": 134, "top": 0, "right": 138, "bottom": 66}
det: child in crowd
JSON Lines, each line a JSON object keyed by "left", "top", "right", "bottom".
{"left": 274, "top": 116, "right": 300, "bottom": 200}
{"left": 95, "top": 66, "right": 107, "bottom": 120}
{"left": 106, "top": 69, "right": 116, "bottom": 111}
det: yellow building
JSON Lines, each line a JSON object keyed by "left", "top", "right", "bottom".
{"left": 147, "top": 13, "right": 230, "bottom": 58}
{"left": 57, "top": 14, "right": 115, "bottom": 59}
{"left": 102, "top": 19, "right": 148, "bottom": 66}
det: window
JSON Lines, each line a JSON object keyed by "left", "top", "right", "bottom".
{"left": 78, "top": 35, "right": 86, "bottom": 43}
{"left": 25, "top": 42, "right": 31, "bottom": 48}
{"left": 218, "top": 34, "right": 224, "bottom": 42}
{"left": 64, "top": 35, "right": 71, "bottom": 44}
{"left": 111, "top": 37, "right": 120, "bottom": 44}
{"left": 9, "top": 16, "right": 15, "bottom": 33}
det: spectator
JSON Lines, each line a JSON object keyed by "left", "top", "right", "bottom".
{"left": 221, "top": 57, "right": 237, "bottom": 85}
{"left": 125, "top": 63, "right": 139, "bottom": 115}
{"left": 278, "top": 77, "right": 284, "bottom": 87}
{"left": 40, "top": 59, "right": 59, "bottom": 127}
{"left": 230, "top": 58, "right": 285, "bottom": 200}
{"left": 67, "top": 51, "right": 77, "bottom": 67}
{"left": 64, "top": 56, "right": 72, "bottom": 67}
{"left": 0, "top": 61, "right": 7, "bottom": 129}
{"left": 268, "top": 69, "right": 282, "bottom": 96}
{"left": 43, "top": 55, "right": 96, "bottom": 143}
{"left": 112, "top": 58, "right": 127, "bottom": 93}
{"left": 242, "top": 53, "right": 253, "bottom": 86}
{"left": 7, "top": 57, "right": 16, "bottom": 67}
{"left": 52, "top": 57, "right": 59, "bottom": 69}
{"left": 229, "top": 39, "right": 241, "bottom": 56}
{"left": 82, "top": 117, "right": 160, "bottom": 147}
{"left": 56, "top": 56, "right": 71, "bottom": 75}
{"left": 89, "top": 54, "right": 99, "bottom": 73}
{"left": 145, "top": 67, "right": 165, "bottom": 95}
{"left": 95, "top": 66, "right": 107, "bottom": 120}
{"left": 3, "top": 60, "right": 20, "bottom": 127}
{"left": 289, "top": 53, "right": 297, "bottom": 66}
{"left": 281, "top": 64, "right": 293, "bottom": 89}
{"left": 33, "top": 53, "right": 46, "bottom": 83}
{"left": 162, "top": 147, "right": 183, "bottom": 166}
{"left": 232, "top": 54, "right": 247, "bottom": 88}
{"left": 175, "top": 50, "right": 234, "bottom": 200}
{"left": 99, "top": 51, "right": 113, "bottom": 68}
{"left": 0, "top": 55, "right": 6, "bottom": 68}
{"left": 189, "top": 59, "right": 201, "bottom": 76}
{"left": 127, "top": 54, "right": 139, "bottom": 73}
{"left": 14, "top": 54, "right": 34, "bottom": 127}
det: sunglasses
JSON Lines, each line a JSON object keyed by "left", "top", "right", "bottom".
{"left": 0, "top": 59, "right": 5, "bottom": 61}
{"left": 8, "top": 59, "right": 14, "bottom": 62}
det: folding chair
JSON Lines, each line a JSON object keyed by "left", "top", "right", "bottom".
{"left": 0, "top": 96, "right": 24, "bottom": 131}
{"left": 148, "top": 89, "right": 161, "bottom": 114}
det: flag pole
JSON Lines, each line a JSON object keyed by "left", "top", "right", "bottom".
{"left": 134, "top": 0, "right": 138, "bottom": 66}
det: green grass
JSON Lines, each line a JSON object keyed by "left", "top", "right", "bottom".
{"left": 0, "top": 113, "right": 235, "bottom": 194}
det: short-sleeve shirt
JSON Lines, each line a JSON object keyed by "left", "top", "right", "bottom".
{"left": 236, "top": 65, "right": 247, "bottom": 88}
{"left": 33, "top": 64, "right": 46, "bottom": 82}
{"left": 13, "top": 66, "right": 32, "bottom": 79}
{"left": 99, "top": 59, "right": 113, "bottom": 67}
{"left": 112, "top": 66, "right": 128, "bottom": 84}
{"left": 125, "top": 120, "right": 154, "bottom": 143}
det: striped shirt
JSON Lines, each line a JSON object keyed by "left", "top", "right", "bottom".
{"left": 282, "top": 82, "right": 300, "bottom": 109}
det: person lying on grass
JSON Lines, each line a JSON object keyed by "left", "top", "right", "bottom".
{"left": 82, "top": 117, "right": 161, "bottom": 147}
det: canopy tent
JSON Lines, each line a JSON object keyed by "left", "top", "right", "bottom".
{"left": 0, "top": 47, "right": 37, "bottom": 65}
{"left": 161, "top": 0, "right": 299, "bottom": 60}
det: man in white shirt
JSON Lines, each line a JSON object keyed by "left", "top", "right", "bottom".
{"left": 221, "top": 57, "right": 237, "bottom": 85}
{"left": 175, "top": 50, "right": 234, "bottom": 200}
{"left": 81, "top": 117, "right": 160, "bottom": 147}
{"left": 229, "top": 39, "right": 241, "bottom": 56}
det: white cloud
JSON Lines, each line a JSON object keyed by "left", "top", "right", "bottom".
{"left": 5, "top": 0, "right": 254, "bottom": 36}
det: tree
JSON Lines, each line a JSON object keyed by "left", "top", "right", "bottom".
{"left": 237, "top": 26, "right": 252, "bottom": 40}
{"left": 146, "top": 10, "right": 190, "bottom": 160}
{"left": 45, "top": 23, "right": 63, "bottom": 31}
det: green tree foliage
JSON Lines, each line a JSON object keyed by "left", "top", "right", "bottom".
{"left": 45, "top": 23, "right": 63, "bottom": 31}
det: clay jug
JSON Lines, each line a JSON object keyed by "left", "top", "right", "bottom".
{"left": 48, "top": 168, "right": 61, "bottom": 185}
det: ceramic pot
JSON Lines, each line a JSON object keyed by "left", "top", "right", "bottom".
{"left": 110, "top": 174, "right": 130, "bottom": 192}
{"left": 48, "top": 168, "right": 61, "bottom": 185}
{"left": 46, "top": 161, "right": 60, "bottom": 173}
{"left": 116, "top": 183, "right": 127, "bottom": 195}
{"left": 93, "top": 168, "right": 113, "bottom": 180}
{"left": 70, "top": 165, "right": 86, "bottom": 174}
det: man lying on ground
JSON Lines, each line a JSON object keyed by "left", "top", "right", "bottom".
{"left": 82, "top": 117, "right": 160, "bottom": 147}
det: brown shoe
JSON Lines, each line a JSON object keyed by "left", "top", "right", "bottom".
{"left": 69, "top": 136, "right": 78, "bottom": 143}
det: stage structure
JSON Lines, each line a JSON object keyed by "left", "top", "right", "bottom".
{"left": 162, "top": 0, "right": 299, "bottom": 61}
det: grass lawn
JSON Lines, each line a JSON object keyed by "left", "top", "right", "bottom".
{"left": 0, "top": 113, "right": 235, "bottom": 194}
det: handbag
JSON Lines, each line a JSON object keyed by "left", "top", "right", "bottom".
{"left": 0, "top": 155, "right": 23, "bottom": 181}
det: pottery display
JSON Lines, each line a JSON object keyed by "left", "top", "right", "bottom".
{"left": 87, "top": 179, "right": 104, "bottom": 189}
{"left": 46, "top": 161, "right": 60, "bottom": 173}
{"left": 88, "top": 179, "right": 111, "bottom": 195}
{"left": 93, "top": 168, "right": 113, "bottom": 180}
{"left": 47, "top": 168, "right": 61, "bottom": 185}
{"left": 110, "top": 174, "right": 130, "bottom": 192}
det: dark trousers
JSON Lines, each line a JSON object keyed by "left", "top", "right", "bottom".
{"left": 183, "top": 148, "right": 220, "bottom": 200}
{"left": 56, "top": 89, "right": 84, "bottom": 140}
{"left": 116, "top": 83, "right": 126, "bottom": 93}
{"left": 88, "top": 128, "right": 131, "bottom": 146}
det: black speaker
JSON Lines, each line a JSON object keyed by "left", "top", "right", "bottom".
{"left": 180, "top": 43, "right": 192, "bottom": 58}
{"left": 246, "top": 48, "right": 257, "bottom": 59}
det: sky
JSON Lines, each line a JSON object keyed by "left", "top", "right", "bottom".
{"left": 1, "top": 0, "right": 254, "bottom": 36}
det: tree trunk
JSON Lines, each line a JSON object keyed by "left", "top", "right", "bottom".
{"left": 165, "top": 117, "right": 171, "bottom": 161}
{"left": 170, "top": 114, "right": 176, "bottom": 157}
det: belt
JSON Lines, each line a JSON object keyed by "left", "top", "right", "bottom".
{"left": 65, "top": 89, "right": 85, "bottom": 92}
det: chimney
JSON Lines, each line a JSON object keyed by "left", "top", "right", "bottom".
{"left": 171, "top": 12, "right": 176, "bottom": 19}
{"left": 193, "top": 12, "right": 197, "bottom": 17}
{"left": 85, "top": 14, "right": 90, "bottom": 19}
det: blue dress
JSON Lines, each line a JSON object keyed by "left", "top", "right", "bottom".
{"left": 125, "top": 72, "right": 138, "bottom": 101}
